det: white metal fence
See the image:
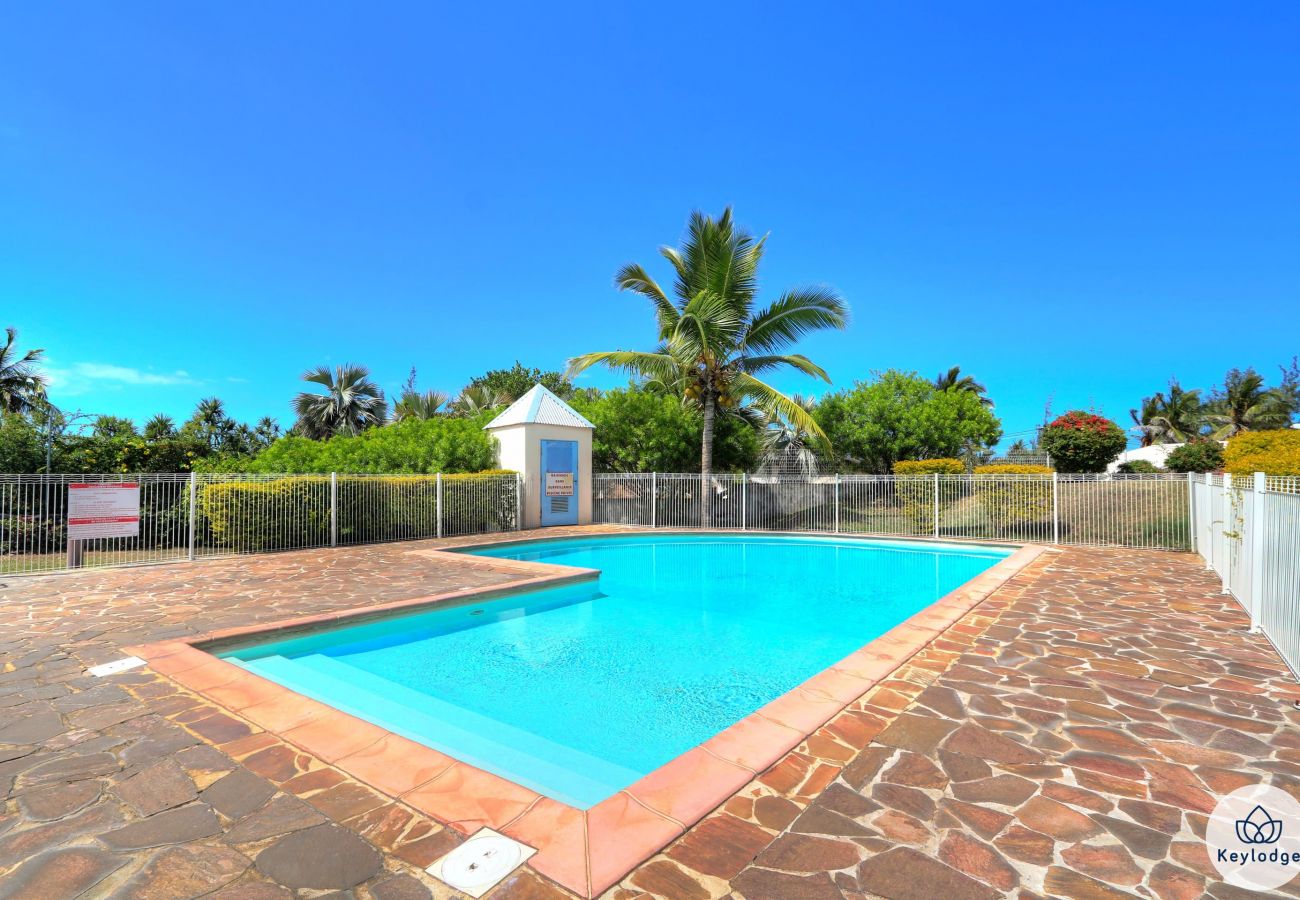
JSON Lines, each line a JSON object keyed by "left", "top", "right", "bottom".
{"left": 1192, "top": 472, "right": 1300, "bottom": 676}
{"left": 0, "top": 472, "right": 522, "bottom": 576}
{"left": 593, "top": 472, "right": 1193, "bottom": 550}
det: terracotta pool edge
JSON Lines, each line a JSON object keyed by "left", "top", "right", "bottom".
{"left": 128, "top": 536, "right": 1049, "bottom": 899}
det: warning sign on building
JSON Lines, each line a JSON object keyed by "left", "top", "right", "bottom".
{"left": 67, "top": 483, "right": 141, "bottom": 540}
{"left": 545, "top": 472, "right": 574, "bottom": 497}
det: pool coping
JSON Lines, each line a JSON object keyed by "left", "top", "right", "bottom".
{"left": 127, "top": 532, "right": 1047, "bottom": 898}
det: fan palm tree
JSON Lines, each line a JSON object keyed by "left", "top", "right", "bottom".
{"left": 1131, "top": 381, "right": 1202, "bottom": 445}
{"left": 0, "top": 327, "right": 47, "bottom": 415}
{"left": 568, "top": 208, "right": 849, "bottom": 525}
{"left": 934, "top": 366, "right": 992, "bottom": 407}
{"left": 450, "top": 385, "right": 508, "bottom": 416}
{"left": 293, "top": 364, "right": 387, "bottom": 439}
{"left": 1203, "top": 369, "right": 1292, "bottom": 438}
{"left": 758, "top": 394, "right": 822, "bottom": 477}
{"left": 394, "top": 389, "right": 449, "bottom": 421}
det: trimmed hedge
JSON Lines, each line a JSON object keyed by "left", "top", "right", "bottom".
{"left": 891, "top": 460, "right": 963, "bottom": 530}
{"left": 1224, "top": 429, "right": 1300, "bottom": 477}
{"left": 1117, "top": 460, "right": 1159, "bottom": 474}
{"left": 892, "top": 458, "right": 965, "bottom": 475}
{"left": 972, "top": 464, "right": 1053, "bottom": 526}
{"left": 199, "top": 471, "right": 518, "bottom": 550}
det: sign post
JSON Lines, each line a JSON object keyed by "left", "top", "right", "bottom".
{"left": 66, "top": 483, "right": 141, "bottom": 568}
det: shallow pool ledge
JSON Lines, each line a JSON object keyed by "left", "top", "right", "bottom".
{"left": 127, "top": 537, "right": 1049, "bottom": 898}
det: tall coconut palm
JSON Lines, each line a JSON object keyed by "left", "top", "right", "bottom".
{"left": 934, "top": 366, "right": 993, "bottom": 407}
{"left": 1203, "top": 368, "right": 1292, "bottom": 438}
{"left": 293, "top": 364, "right": 387, "bottom": 439}
{"left": 569, "top": 208, "right": 849, "bottom": 525}
{"left": 0, "top": 327, "right": 47, "bottom": 415}
{"left": 394, "top": 389, "right": 449, "bottom": 421}
{"left": 1132, "top": 381, "right": 1202, "bottom": 445}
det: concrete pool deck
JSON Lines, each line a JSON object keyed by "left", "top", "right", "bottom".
{"left": 1, "top": 527, "right": 1298, "bottom": 898}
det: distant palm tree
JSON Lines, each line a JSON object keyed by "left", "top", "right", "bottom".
{"left": 253, "top": 416, "right": 281, "bottom": 445}
{"left": 293, "top": 364, "right": 387, "bottom": 439}
{"left": 1203, "top": 369, "right": 1292, "bottom": 438}
{"left": 934, "top": 366, "right": 992, "bottom": 407}
{"left": 758, "top": 394, "right": 823, "bottom": 477}
{"left": 143, "top": 414, "right": 176, "bottom": 440}
{"left": 1132, "top": 381, "right": 1202, "bottom": 445}
{"left": 394, "top": 389, "right": 449, "bottom": 421}
{"left": 450, "top": 385, "right": 508, "bottom": 416}
{"left": 0, "top": 327, "right": 47, "bottom": 414}
{"left": 569, "top": 208, "right": 848, "bottom": 525}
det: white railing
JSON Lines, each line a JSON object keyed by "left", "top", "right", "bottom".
{"left": 0, "top": 472, "right": 523, "bottom": 576}
{"left": 593, "top": 472, "right": 1192, "bottom": 550}
{"left": 1193, "top": 472, "right": 1300, "bottom": 676}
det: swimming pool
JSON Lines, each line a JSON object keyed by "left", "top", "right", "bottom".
{"left": 219, "top": 533, "right": 1013, "bottom": 807}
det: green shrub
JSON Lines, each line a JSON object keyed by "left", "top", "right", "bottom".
{"left": 1038, "top": 411, "right": 1126, "bottom": 473}
{"left": 890, "top": 460, "right": 962, "bottom": 530}
{"left": 972, "top": 464, "right": 1053, "bottom": 526}
{"left": 1164, "top": 439, "right": 1224, "bottom": 473}
{"left": 238, "top": 416, "right": 501, "bottom": 475}
{"left": 199, "top": 471, "right": 519, "bottom": 550}
{"left": 1224, "top": 429, "right": 1300, "bottom": 476}
{"left": 1117, "top": 460, "right": 1159, "bottom": 474}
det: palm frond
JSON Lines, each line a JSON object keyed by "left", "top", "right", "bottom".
{"left": 744, "top": 287, "right": 848, "bottom": 353}
{"left": 567, "top": 350, "right": 682, "bottom": 386}
{"left": 740, "top": 353, "right": 832, "bottom": 382}
{"left": 733, "top": 372, "right": 831, "bottom": 449}
{"left": 615, "top": 262, "right": 679, "bottom": 339}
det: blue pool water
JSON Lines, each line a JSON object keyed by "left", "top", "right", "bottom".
{"left": 219, "top": 533, "right": 1011, "bottom": 807}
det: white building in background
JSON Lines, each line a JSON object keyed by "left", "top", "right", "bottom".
{"left": 1108, "top": 444, "right": 1181, "bottom": 472}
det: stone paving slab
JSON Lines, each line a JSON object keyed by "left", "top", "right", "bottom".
{"left": 2, "top": 531, "right": 1297, "bottom": 899}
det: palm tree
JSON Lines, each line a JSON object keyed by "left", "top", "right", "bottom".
{"left": 569, "top": 208, "right": 848, "bottom": 525}
{"left": 143, "top": 414, "right": 176, "bottom": 440}
{"left": 449, "top": 385, "right": 508, "bottom": 416}
{"left": 758, "top": 394, "right": 822, "bottom": 477}
{"left": 934, "top": 366, "right": 993, "bottom": 407}
{"left": 394, "top": 389, "right": 449, "bottom": 421}
{"left": 1203, "top": 369, "right": 1292, "bottom": 438}
{"left": 1132, "top": 381, "right": 1202, "bottom": 445}
{"left": 253, "top": 417, "right": 281, "bottom": 446}
{"left": 0, "top": 327, "right": 47, "bottom": 415}
{"left": 293, "top": 364, "right": 387, "bottom": 439}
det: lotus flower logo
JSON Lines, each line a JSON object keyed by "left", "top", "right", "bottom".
{"left": 1236, "top": 805, "right": 1283, "bottom": 845}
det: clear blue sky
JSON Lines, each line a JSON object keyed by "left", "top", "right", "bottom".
{"left": 3, "top": 3, "right": 1297, "bottom": 448}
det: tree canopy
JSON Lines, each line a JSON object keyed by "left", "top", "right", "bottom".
{"left": 814, "top": 370, "right": 1002, "bottom": 473}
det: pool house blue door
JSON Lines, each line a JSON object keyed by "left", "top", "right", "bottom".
{"left": 540, "top": 439, "right": 579, "bottom": 526}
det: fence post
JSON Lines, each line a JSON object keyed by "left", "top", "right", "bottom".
{"left": 329, "top": 472, "right": 338, "bottom": 547}
{"left": 834, "top": 473, "right": 840, "bottom": 534}
{"left": 741, "top": 473, "right": 747, "bottom": 531}
{"left": 516, "top": 473, "right": 524, "bottom": 531}
{"left": 650, "top": 472, "right": 657, "bottom": 528}
{"left": 436, "top": 472, "right": 443, "bottom": 539}
{"left": 1187, "top": 471, "right": 1196, "bottom": 555}
{"left": 1220, "top": 473, "right": 1232, "bottom": 594}
{"left": 932, "top": 474, "right": 940, "bottom": 538}
{"left": 1204, "top": 472, "right": 1213, "bottom": 569}
{"left": 187, "top": 472, "right": 197, "bottom": 560}
{"left": 1052, "top": 472, "right": 1060, "bottom": 545}
{"left": 1250, "top": 472, "right": 1265, "bottom": 632}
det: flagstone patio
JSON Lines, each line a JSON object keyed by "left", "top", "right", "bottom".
{"left": 1, "top": 530, "right": 1297, "bottom": 899}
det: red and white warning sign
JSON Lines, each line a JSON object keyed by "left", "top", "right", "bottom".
{"left": 67, "top": 483, "right": 140, "bottom": 540}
